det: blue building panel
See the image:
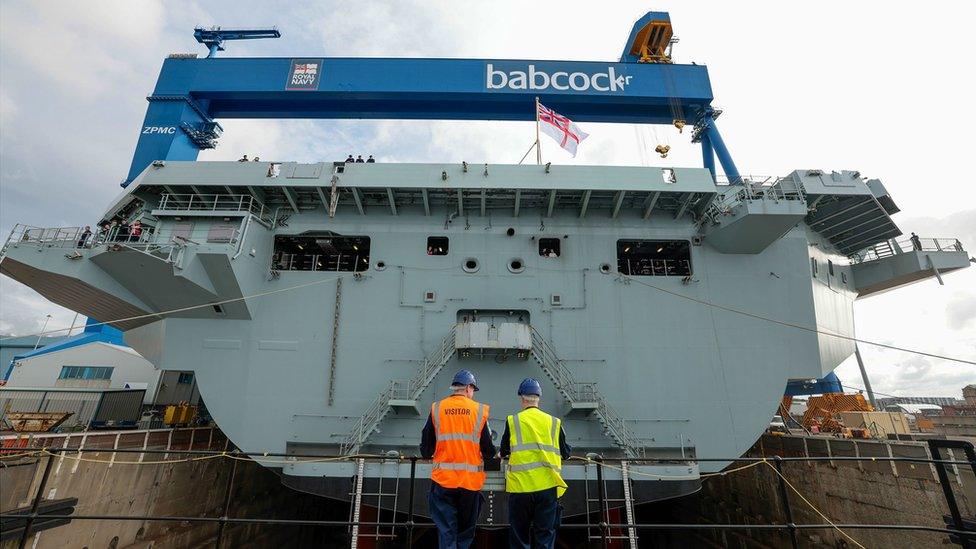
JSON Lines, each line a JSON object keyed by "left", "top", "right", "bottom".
{"left": 3, "top": 319, "right": 125, "bottom": 381}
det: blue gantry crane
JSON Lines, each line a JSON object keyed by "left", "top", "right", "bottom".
{"left": 125, "top": 12, "right": 740, "bottom": 186}
{"left": 193, "top": 26, "right": 281, "bottom": 58}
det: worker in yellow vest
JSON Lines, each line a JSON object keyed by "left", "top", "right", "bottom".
{"left": 500, "top": 378, "right": 570, "bottom": 549}
{"left": 420, "top": 369, "right": 496, "bottom": 549}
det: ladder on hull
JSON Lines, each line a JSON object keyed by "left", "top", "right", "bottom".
{"left": 340, "top": 326, "right": 458, "bottom": 454}
{"left": 528, "top": 327, "right": 641, "bottom": 457}
{"left": 348, "top": 456, "right": 401, "bottom": 547}
{"left": 583, "top": 459, "right": 640, "bottom": 548}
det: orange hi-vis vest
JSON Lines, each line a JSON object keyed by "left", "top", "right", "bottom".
{"left": 430, "top": 395, "right": 489, "bottom": 491}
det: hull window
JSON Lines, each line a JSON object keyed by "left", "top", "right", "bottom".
{"left": 617, "top": 239, "right": 691, "bottom": 277}
{"left": 273, "top": 235, "right": 370, "bottom": 272}
{"left": 539, "top": 238, "right": 561, "bottom": 258}
{"left": 427, "top": 236, "right": 449, "bottom": 255}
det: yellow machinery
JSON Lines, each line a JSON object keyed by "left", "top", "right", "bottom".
{"left": 625, "top": 16, "right": 687, "bottom": 143}
{"left": 627, "top": 18, "right": 674, "bottom": 64}
{"left": 163, "top": 402, "right": 198, "bottom": 426}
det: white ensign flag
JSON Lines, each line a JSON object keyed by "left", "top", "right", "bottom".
{"left": 537, "top": 102, "right": 589, "bottom": 157}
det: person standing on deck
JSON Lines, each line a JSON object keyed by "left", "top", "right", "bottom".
{"left": 420, "top": 370, "right": 496, "bottom": 549}
{"left": 500, "top": 378, "right": 570, "bottom": 549}
{"left": 77, "top": 226, "right": 92, "bottom": 248}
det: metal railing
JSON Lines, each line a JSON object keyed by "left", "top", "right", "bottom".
{"left": 1, "top": 225, "right": 90, "bottom": 257}
{"left": 340, "top": 326, "right": 458, "bottom": 455}
{"left": 157, "top": 193, "right": 268, "bottom": 222}
{"left": 711, "top": 177, "right": 804, "bottom": 211}
{"left": 619, "top": 258, "right": 691, "bottom": 277}
{"left": 2, "top": 218, "right": 250, "bottom": 259}
{"left": 2, "top": 441, "right": 973, "bottom": 549}
{"left": 529, "top": 328, "right": 641, "bottom": 458}
{"left": 273, "top": 252, "right": 365, "bottom": 272}
{"left": 849, "top": 236, "right": 966, "bottom": 264}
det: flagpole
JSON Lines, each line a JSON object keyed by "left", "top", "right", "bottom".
{"left": 534, "top": 96, "right": 542, "bottom": 165}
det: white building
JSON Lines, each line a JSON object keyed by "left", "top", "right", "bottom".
{"left": 3, "top": 319, "right": 197, "bottom": 406}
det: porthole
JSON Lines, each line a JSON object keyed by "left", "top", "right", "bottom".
{"left": 508, "top": 258, "right": 525, "bottom": 273}
{"left": 375, "top": 260, "right": 387, "bottom": 271}
{"left": 463, "top": 258, "right": 480, "bottom": 273}
{"left": 599, "top": 263, "right": 612, "bottom": 274}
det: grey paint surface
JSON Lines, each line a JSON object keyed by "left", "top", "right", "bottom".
{"left": 1, "top": 161, "right": 966, "bottom": 504}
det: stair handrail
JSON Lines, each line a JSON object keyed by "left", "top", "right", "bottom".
{"left": 340, "top": 325, "right": 458, "bottom": 455}
{"left": 528, "top": 327, "right": 641, "bottom": 457}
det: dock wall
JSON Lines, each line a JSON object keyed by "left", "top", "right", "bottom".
{"left": 638, "top": 434, "right": 975, "bottom": 548}
{"left": 1, "top": 428, "right": 345, "bottom": 548}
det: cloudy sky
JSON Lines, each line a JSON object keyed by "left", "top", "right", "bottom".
{"left": 1, "top": 1, "right": 973, "bottom": 397}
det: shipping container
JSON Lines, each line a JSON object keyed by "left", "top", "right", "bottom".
{"left": 0, "top": 388, "right": 145, "bottom": 431}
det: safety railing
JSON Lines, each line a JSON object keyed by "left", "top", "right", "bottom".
{"left": 2, "top": 219, "right": 249, "bottom": 261}
{"left": 715, "top": 174, "right": 779, "bottom": 186}
{"left": 529, "top": 328, "right": 641, "bottom": 457}
{"left": 1, "top": 225, "right": 89, "bottom": 257}
{"left": 157, "top": 193, "right": 269, "bottom": 222}
{"left": 272, "top": 252, "right": 365, "bottom": 272}
{"left": 340, "top": 326, "right": 458, "bottom": 455}
{"left": 619, "top": 258, "right": 691, "bottom": 277}
{"left": 711, "top": 177, "right": 804, "bottom": 209}
{"left": 699, "top": 177, "right": 805, "bottom": 231}
{"left": 849, "top": 236, "right": 966, "bottom": 264}
{"left": 2, "top": 441, "right": 973, "bottom": 549}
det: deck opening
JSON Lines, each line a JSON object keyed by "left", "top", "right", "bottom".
{"left": 617, "top": 239, "right": 691, "bottom": 276}
{"left": 272, "top": 234, "right": 370, "bottom": 272}
{"left": 539, "top": 238, "right": 561, "bottom": 258}
{"left": 427, "top": 236, "right": 449, "bottom": 255}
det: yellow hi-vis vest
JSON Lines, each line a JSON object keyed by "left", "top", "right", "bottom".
{"left": 505, "top": 407, "right": 568, "bottom": 498}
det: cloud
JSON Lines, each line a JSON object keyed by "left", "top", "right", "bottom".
{"left": 897, "top": 209, "right": 976, "bottom": 252}
{"left": 2, "top": 1, "right": 975, "bottom": 402}
{"left": 0, "top": 277, "right": 80, "bottom": 337}
{"left": 946, "top": 293, "right": 976, "bottom": 331}
{"left": 0, "top": 87, "right": 15, "bottom": 121}
{"left": 0, "top": 1, "right": 167, "bottom": 99}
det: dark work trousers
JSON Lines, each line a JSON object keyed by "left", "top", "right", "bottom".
{"left": 508, "top": 487, "right": 560, "bottom": 549}
{"left": 428, "top": 482, "right": 483, "bottom": 549}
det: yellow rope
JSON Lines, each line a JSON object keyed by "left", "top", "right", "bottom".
{"left": 566, "top": 454, "right": 766, "bottom": 480}
{"left": 0, "top": 450, "right": 42, "bottom": 460}
{"left": 44, "top": 449, "right": 226, "bottom": 465}
{"left": 763, "top": 460, "right": 866, "bottom": 549}
{"left": 0, "top": 447, "right": 869, "bottom": 546}
{"left": 1, "top": 448, "right": 393, "bottom": 466}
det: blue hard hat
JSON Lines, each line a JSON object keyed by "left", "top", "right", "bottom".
{"left": 518, "top": 378, "right": 542, "bottom": 397}
{"left": 451, "top": 369, "right": 479, "bottom": 391}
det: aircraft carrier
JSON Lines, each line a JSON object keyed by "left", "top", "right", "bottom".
{"left": 0, "top": 11, "right": 970, "bottom": 522}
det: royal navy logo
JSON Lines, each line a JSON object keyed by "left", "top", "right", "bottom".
{"left": 286, "top": 59, "right": 322, "bottom": 91}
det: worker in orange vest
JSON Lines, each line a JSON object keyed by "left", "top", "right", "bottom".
{"left": 420, "top": 369, "right": 496, "bottom": 548}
